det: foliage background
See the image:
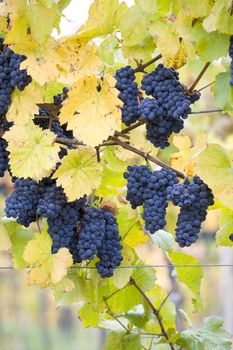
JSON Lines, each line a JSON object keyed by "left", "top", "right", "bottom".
{"left": 0, "top": 0, "right": 233, "bottom": 349}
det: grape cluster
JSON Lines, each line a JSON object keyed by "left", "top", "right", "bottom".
{"left": 229, "top": 35, "right": 233, "bottom": 86}
{"left": 140, "top": 64, "right": 200, "bottom": 147}
{"left": 139, "top": 98, "right": 184, "bottom": 148}
{"left": 142, "top": 168, "right": 178, "bottom": 233}
{"left": 96, "top": 210, "right": 123, "bottom": 278}
{"left": 5, "top": 178, "right": 39, "bottom": 227}
{"left": 78, "top": 207, "right": 106, "bottom": 260}
{"left": 168, "top": 176, "right": 214, "bottom": 247}
{"left": 123, "top": 165, "right": 151, "bottom": 208}
{"left": 124, "top": 165, "right": 214, "bottom": 245}
{"left": 115, "top": 66, "right": 139, "bottom": 126}
{"left": 0, "top": 39, "right": 32, "bottom": 116}
{"left": 124, "top": 165, "right": 178, "bottom": 233}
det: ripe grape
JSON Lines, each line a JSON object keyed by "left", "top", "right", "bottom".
{"left": 0, "top": 43, "right": 31, "bottom": 116}
{"left": 0, "top": 138, "right": 9, "bottom": 177}
{"left": 229, "top": 233, "right": 233, "bottom": 242}
{"left": 123, "top": 165, "right": 152, "bottom": 209}
{"left": 141, "top": 64, "right": 200, "bottom": 147}
{"left": 47, "top": 199, "right": 84, "bottom": 254}
{"left": 5, "top": 178, "right": 39, "bottom": 227}
{"left": 139, "top": 98, "right": 184, "bottom": 148}
{"left": 170, "top": 176, "right": 214, "bottom": 247}
{"left": 37, "top": 182, "right": 67, "bottom": 218}
{"left": 115, "top": 65, "right": 139, "bottom": 126}
{"left": 96, "top": 210, "right": 123, "bottom": 278}
{"left": 78, "top": 207, "right": 106, "bottom": 260}
{"left": 142, "top": 168, "right": 179, "bottom": 233}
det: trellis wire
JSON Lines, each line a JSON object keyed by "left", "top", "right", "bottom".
{"left": 0, "top": 263, "right": 233, "bottom": 270}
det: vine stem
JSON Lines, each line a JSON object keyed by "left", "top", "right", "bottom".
{"left": 130, "top": 277, "right": 176, "bottom": 350}
{"left": 109, "top": 136, "right": 185, "bottom": 179}
{"left": 190, "top": 109, "right": 222, "bottom": 114}
{"left": 189, "top": 62, "right": 211, "bottom": 92}
{"left": 134, "top": 54, "right": 162, "bottom": 73}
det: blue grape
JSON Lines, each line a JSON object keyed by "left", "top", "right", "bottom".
{"left": 0, "top": 138, "right": 9, "bottom": 177}
{"left": 47, "top": 199, "right": 84, "bottom": 254}
{"left": 37, "top": 182, "right": 67, "bottom": 218}
{"left": 123, "top": 165, "right": 152, "bottom": 209}
{"left": 115, "top": 65, "right": 139, "bottom": 126}
{"left": 5, "top": 178, "right": 39, "bottom": 227}
{"left": 78, "top": 207, "right": 106, "bottom": 260}
{"left": 53, "top": 87, "right": 69, "bottom": 106}
{"left": 139, "top": 98, "right": 184, "bottom": 148}
{"left": 229, "top": 233, "right": 233, "bottom": 242}
{"left": 140, "top": 64, "right": 200, "bottom": 147}
{"left": 0, "top": 43, "right": 31, "bottom": 116}
{"left": 142, "top": 168, "right": 179, "bottom": 233}
{"left": 34, "top": 108, "right": 66, "bottom": 138}
{"left": 96, "top": 210, "right": 123, "bottom": 278}
{"left": 229, "top": 35, "right": 233, "bottom": 86}
{"left": 169, "top": 176, "right": 214, "bottom": 247}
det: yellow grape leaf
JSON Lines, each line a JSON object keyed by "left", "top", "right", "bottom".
{"left": 156, "top": 26, "right": 180, "bottom": 62}
{"left": 7, "top": 82, "right": 43, "bottom": 122}
{"left": 20, "top": 40, "right": 63, "bottom": 85}
{"left": 115, "top": 124, "right": 158, "bottom": 162}
{"left": 164, "top": 41, "right": 187, "bottom": 69}
{"left": 60, "top": 75, "right": 122, "bottom": 147}
{"left": 170, "top": 134, "right": 207, "bottom": 177}
{"left": 74, "top": 0, "right": 127, "bottom": 39}
{"left": 53, "top": 148, "right": 103, "bottom": 201}
{"left": 195, "top": 144, "right": 233, "bottom": 210}
{"left": 5, "top": 0, "right": 60, "bottom": 46}
{"left": 57, "top": 38, "right": 102, "bottom": 85}
{"left": 0, "top": 16, "right": 7, "bottom": 33}
{"left": 23, "top": 232, "right": 72, "bottom": 288}
{"left": 5, "top": 121, "right": 60, "bottom": 180}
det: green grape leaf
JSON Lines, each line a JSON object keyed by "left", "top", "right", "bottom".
{"left": 11, "top": 229, "right": 33, "bottom": 269}
{"left": 44, "top": 82, "right": 68, "bottom": 103}
{"left": 151, "top": 230, "right": 175, "bottom": 251}
{"left": 179, "top": 0, "right": 211, "bottom": 18}
{"left": 108, "top": 285, "right": 142, "bottom": 313}
{"left": 74, "top": 0, "right": 127, "bottom": 39}
{"left": 197, "top": 32, "right": 230, "bottom": 61}
{"left": 203, "top": 0, "right": 233, "bottom": 34}
{"left": 216, "top": 208, "right": 233, "bottom": 246}
{"left": 132, "top": 266, "right": 156, "bottom": 292}
{"left": 78, "top": 303, "right": 103, "bottom": 327}
{"left": 147, "top": 285, "right": 176, "bottom": 332}
{"left": 105, "top": 333, "right": 141, "bottom": 350}
{"left": 27, "top": 3, "right": 60, "bottom": 44}
{"left": 178, "top": 316, "right": 232, "bottom": 350}
{"left": 168, "top": 251, "right": 203, "bottom": 309}
{"left": 214, "top": 72, "right": 233, "bottom": 111}
{"left": 119, "top": 5, "right": 151, "bottom": 46}
{"left": 195, "top": 144, "right": 233, "bottom": 210}
{"left": 53, "top": 148, "right": 103, "bottom": 201}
